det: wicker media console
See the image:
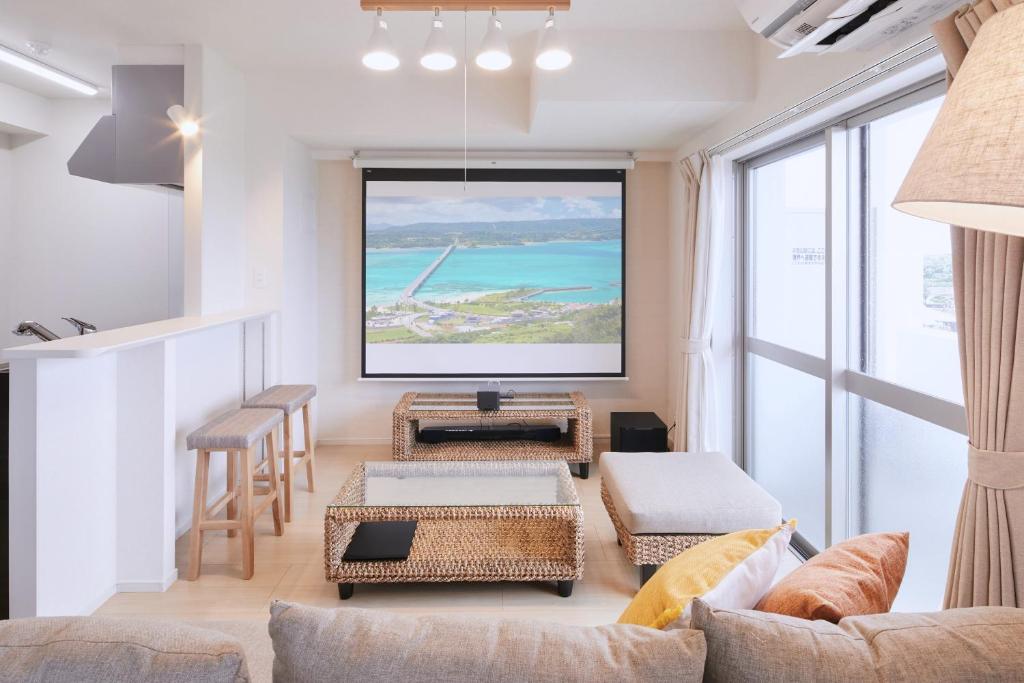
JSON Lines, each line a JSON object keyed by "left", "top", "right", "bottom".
{"left": 392, "top": 392, "right": 594, "bottom": 478}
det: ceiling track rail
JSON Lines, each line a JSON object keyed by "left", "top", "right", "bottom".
{"left": 707, "top": 36, "right": 939, "bottom": 157}
{"left": 361, "top": 2, "right": 569, "bottom": 10}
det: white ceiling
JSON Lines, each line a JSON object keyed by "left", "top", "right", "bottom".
{"left": 0, "top": 0, "right": 757, "bottom": 151}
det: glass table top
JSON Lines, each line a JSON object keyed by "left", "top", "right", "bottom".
{"left": 331, "top": 460, "right": 579, "bottom": 508}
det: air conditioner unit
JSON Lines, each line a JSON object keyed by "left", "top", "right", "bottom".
{"left": 734, "top": 0, "right": 961, "bottom": 57}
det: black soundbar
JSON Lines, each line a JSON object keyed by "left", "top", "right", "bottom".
{"left": 418, "top": 425, "right": 562, "bottom": 444}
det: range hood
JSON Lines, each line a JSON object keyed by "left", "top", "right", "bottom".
{"left": 68, "top": 65, "right": 185, "bottom": 188}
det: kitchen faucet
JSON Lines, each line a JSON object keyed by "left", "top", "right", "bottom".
{"left": 12, "top": 321, "right": 61, "bottom": 342}
{"left": 12, "top": 317, "right": 97, "bottom": 342}
{"left": 62, "top": 317, "right": 97, "bottom": 335}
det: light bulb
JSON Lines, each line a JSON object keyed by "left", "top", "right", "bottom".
{"left": 535, "top": 12, "right": 572, "bottom": 71}
{"left": 476, "top": 12, "right": 512, "bottom": 71}
{"left": 363, "top": 10, "right": 400, "bottom": 71}
{"left": 166, "top": 105, "right": 198, "bottom": 137}
{"left": 421, "top": 14, "right": 456, "bottom": 71}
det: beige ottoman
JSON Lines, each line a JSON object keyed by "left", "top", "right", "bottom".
{"left": 601, "top": 452, "right": 782, "bottom": 585}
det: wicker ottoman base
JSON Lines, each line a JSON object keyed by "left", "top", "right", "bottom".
{"left": 601, "top": 481, "right": 717, "bottom": 585}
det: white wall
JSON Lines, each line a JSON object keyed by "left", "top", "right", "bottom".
{"left": 0, "top": 134, "right": 12, "bottom": 339}
{"left": 316, "top": 160, "right": 672, "bottom": 446}
{"left": 184, "top": 45, "right": 247, "bottom": 316}
{"left": 280, "top": 138, "right": 318, "bottom": 401}
{"left": 1, "top": 97, "right": 183, "bottom": 349}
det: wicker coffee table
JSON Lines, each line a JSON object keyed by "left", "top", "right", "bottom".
{"left": 393, "top": 392, "right": 594, "bottom": 478}
{"left": 325, "top": 460, "right": 584, "bottom": 599}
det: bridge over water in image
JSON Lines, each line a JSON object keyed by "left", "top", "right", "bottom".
{"left": 399, "top": 242, "right": 457, "bottom": 306}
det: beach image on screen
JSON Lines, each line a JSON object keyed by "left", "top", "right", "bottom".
{"left": 363, "top": 176, "right": 624, "bottom": 376}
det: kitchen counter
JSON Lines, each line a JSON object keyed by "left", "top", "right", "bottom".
{"left": 5, "top": 309, "right": 277, "bottom": 617}
{"left": 1, "top": 309, "right": 272, "bottom": 359}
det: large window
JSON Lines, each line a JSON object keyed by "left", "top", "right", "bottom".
{"left": 742, "top": 81, "right": 966, "bottom": 612}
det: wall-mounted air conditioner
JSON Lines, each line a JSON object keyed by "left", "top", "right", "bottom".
{"left": 734, "top": 0, "right": 962, "bottom": 57}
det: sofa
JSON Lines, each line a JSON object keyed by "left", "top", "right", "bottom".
{"left": 2, "top": 599, "right": 1023, "bottom": 682}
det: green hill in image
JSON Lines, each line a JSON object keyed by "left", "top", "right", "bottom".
{"left": 366, "top": 218, "right": 620, "bottom": 249}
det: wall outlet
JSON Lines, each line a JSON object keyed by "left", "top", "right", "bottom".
{"left": 252, "top": 267, "right": 267, "bottom": 289}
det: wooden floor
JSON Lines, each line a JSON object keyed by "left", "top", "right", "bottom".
{"left": 96, "top": 445, "right": 643, "bottom": 626}
{"left": 96, "top": 445, "right": 801, "bottom": 626}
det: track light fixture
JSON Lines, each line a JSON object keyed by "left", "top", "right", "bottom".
{"left": 166, "top": 105, "right": 198, "bottom": 136}
{"left": 359, "top": 4, "right": 573, "bottom": 73}
{"left": 362, "top": 8, "right": 400, "bottom": 71}
{"left": 420, "top": 9, "right": 456, "bottom": 71}
{"left": 475, "top": 9, "right": 512, "bottom": 71}
{"left": 535, "top": 8, "right": 571, "bottom": 70}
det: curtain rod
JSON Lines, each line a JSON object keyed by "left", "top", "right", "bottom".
{"left": 706, "top": 36, "right": 940, "bottom": 157}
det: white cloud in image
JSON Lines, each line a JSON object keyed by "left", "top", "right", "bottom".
{"left": 367, "top": 195, "right": 621, "bottom": 227}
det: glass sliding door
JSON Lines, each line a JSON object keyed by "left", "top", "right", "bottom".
{"left": 749, "top": 143, "right": 827, "bottom": 358}
{"left": 741, "top": 79, "right": 967, "bottom": 611}
{"left": 744, "top": 136, "right": 830, "bottom": 552}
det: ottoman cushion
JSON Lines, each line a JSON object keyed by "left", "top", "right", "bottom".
{"left": 601, "top": 452, "right": 781, "bottom": 534}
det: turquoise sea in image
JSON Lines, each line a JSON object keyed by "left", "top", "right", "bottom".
{"left": 365, "top": 240, "right": 622, "bottom": 307}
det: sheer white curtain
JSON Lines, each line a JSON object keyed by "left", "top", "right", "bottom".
{"left": 673, "top": 150, "right": 724, "bottom": 452}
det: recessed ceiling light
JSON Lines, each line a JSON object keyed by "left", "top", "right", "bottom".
{"left": 421, "top": 10, "right": 456, "bottom": 71}
{"left": 475, "top": 10, "right": 512, "bottom": 71}
{"left": 363, "top": 8, "right": 400, "bottom": 71}
{"left": 535, "top": 9, "right": 572, "bottom": 71}
{"left": 0, "top": 42, "right": 98, "bottom": 96}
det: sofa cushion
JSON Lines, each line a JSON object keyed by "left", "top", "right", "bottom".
{"left": 0, "top": 616, "right": 250, "bottom": 683}
{"left": 755, "top": 531, "right": 909, "bottom": 622}
{"left": 601, "top": 452, "right": 781, "bottom": 534}
{"left": 268, "top": 601, "right": 706, "bottom": 683}
{"left": 190, "top": 621, "right": 272, "bottom": 683}
{"left": 691, "top": 599, "right": 1024, "bottom": 683}
{"left": 618, "top": 521, "right": 795, "bottom": 630}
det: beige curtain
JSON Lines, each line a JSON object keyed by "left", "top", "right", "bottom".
{"left": 932, "top": 0, "right": 1024, "bottom": 609}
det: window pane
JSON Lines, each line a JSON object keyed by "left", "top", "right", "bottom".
{"left": 860, "top": 96, "right": 962, "bottom": 403}
{"left": 850, "top": 397, "right": 966, "bottom": 612}
{"left": 748, "top": 354, "right": 826, "bottom": 549}
{"left": 750, "top": 145, "right": 827, "bottom": 357}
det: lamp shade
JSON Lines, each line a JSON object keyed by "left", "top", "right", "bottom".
{"left": 535, "top": 14, "right": 572, "bottom": 71}
{"left": 893, "top": 4, "right": 1024, "bottom": 236}
{"left": 421, "top": 17, "right": 456, "bottom": 71}
{"left": 363, "top": 15, "right": 400, "bottom": 71}
{"left": 476, "top": 14, "right": 512, "bottom": 71}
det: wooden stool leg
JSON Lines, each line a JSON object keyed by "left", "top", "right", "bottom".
{"left": 187, "top": 450, "right": 210, "bottom": 581}
{"left": 226, "top": 449, "right": 238, "bottom": 538}
{"left": 282, "top": 416, "right": 293, "bottom": 523}
{"left": 302, "top": 402, "right": 316, "bottom": 492}
{"left": 240, "top": 447, "right": 255, "bottom": 580}
{"left": 266, "top": 430, "right": 284, "bottom": 536}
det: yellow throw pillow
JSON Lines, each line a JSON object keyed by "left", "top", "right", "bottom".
{"left": 618, "top": 521, "right": 796, "bottom": 630}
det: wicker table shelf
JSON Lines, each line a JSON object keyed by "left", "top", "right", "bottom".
{"left": 392, "top": 392, "right": 594, "bottom": 478}
{"left": 324, "top": 460, "right": 585, "bottom": 599}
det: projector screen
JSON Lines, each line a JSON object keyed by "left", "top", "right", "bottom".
{"left": 362, "top": 168, "right": 625, "bottom": 378}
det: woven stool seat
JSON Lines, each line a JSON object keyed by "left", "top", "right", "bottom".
{"left": 186, "top": 408, "right": 283, "bottom": 450}
{"left": 241, "top": 384, "right": 317, "bottom": 522}
{"left": 243, "top": 385, "right": 317, "bottom": 415}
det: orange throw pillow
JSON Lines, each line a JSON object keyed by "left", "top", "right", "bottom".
{"left": 755, "top": 532, "right": 909, "bottom": 623}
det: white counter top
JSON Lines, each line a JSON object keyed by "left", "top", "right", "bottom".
{"left": 0, "top": 309, "right": 274, "bottom": 359}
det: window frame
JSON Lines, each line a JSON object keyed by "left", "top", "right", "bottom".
{"left": 737, "top": 77, "right": 965, "bottom": 555}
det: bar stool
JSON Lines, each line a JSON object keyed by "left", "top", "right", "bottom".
{"left": 243, "top": 384, "right": 316, "bottom": 523}
{"left": 185, "top": 408, "right": 285, "bottom": 580}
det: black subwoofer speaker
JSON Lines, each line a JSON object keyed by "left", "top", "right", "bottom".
{"left": 610, "top": 412, "right": 668, "bottom": 453}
